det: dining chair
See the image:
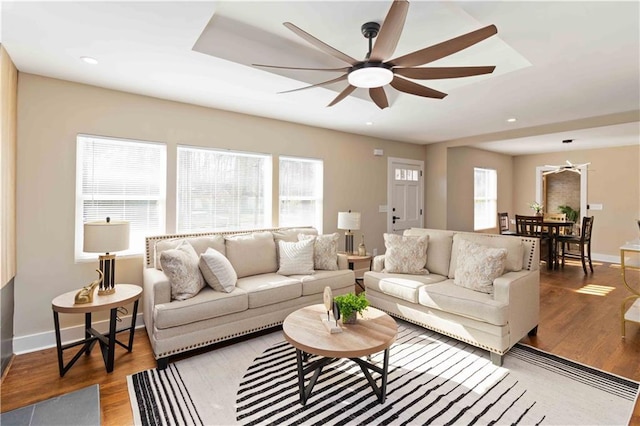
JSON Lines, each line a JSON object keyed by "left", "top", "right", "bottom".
{"left": 498, "top": 212, "right": 517, "bottom": 235}
{"left": 516, "top": 215, "right": 550, "bottom": 265}
{"left": 558, "top": 216, "right": 594, "bottom": 274}
{"left": 544, "top": 212, "right": 568, "bottom": 235}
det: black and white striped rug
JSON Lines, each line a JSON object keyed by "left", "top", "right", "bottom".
{"left": 128, "top": 322, "right": 639, "bottom": 425}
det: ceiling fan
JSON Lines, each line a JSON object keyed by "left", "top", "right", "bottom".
{"left": 253, "top": 0, "right": 498, "bottom": 109}
{"left": 543, "top": 160, "right": 591, "bottom": 175}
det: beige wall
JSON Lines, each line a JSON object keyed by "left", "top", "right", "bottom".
{"left": 446, "top": 146, "right": 513, "bottom": 232}
{"left": 15, "top": 74, "right": 424, "bottom": 338}
{"left": 513, "top": 145, "right": 640, "bottom": 257}
{"left": 1, "top": 45, "right": 17, "bottom": 287}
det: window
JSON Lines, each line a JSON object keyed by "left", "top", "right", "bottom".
{"left": 177, "top": 146, "right": 272, "bottom": 233}
{"left": 474, "top": 167, "right": 497, "bottom": 231}
{"left": 279, "top": 156, "right": 323, "bottom": 231}
{"left": 76, "top": 135, "right": 166, "bottom": 259}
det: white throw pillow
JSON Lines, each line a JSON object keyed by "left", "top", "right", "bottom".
{"left": 383, "top": 233, "right": 429, "bottom": 274}
{"left": 160, "top": 241, "right": 205, "bottom": 301}
{"left": 199, "top": 248, "right": 237, "bottom": 293}
{"left": 299, "top": 233, "right": 339, "bottom": 271}
{"left": 277, "top": 238, "right": 315, "bottom": 275}
{"left": 454, "top": 239, "right": 507, "bottom": 294}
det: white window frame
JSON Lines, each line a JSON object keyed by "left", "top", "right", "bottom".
{"left": 278, "top": 156, "right": 323, "bottom": 232}
{"left": 75, "top": 135, "right": 167, "bottom": 261}
{"left": 176, "top": 145, "right": 272, "bottom": 233}
{"left": 474, "top": 167, "right": 497, "bottom": 231}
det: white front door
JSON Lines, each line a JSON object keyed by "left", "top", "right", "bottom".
{"left": 388, "top": 157, "right": 424, "bottom": 234}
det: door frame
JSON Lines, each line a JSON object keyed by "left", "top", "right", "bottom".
{"left": 387, "top": 157, "right": 424, "bottom": 234}
{"left": 535, "top": 165, "right": 588, "bottom": 220}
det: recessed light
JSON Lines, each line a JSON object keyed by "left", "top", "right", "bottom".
{"left": 365, "top": 121, "right": 373, "bottom": 126}
{"left": 506, "top": 118, "right": 517, "bottom": 123}
{"left": 80, "top": 56, "right": 98, "bottom": 65}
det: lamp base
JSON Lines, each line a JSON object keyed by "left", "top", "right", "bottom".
{"left": 98, "top": 253, "right": 117, "bottom": 295}
{"left": 345, "top": 232, "right": 354, "bottom": 255}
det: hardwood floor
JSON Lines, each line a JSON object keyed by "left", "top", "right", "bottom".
{"left": 2, "top": 259, "right": 640, "bottom": 425}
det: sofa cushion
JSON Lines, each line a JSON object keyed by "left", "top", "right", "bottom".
{"left": 160, "top": 241, "right": 205, "bottom": 301}
{"left": 418, "top": 280, "right": 508, "bottom": 326}
{"left": 454, "top": 240, "right": 507, "bottom": 294}
{"left": 448, "top": 233, "right": 524, "bottom": 279}
{"left": 277, "top": 239, "right": 315, "bottom": 275}
{"left": 299, "top": 233, "right": 340, "bottom": 271}
{"left": 155, "top": 235, "right": 225, "bottom": 270}
{"left": 225, "top": 232, "right": 277, "bottom": 278}
{"left": 383, "top": 233, "right": 429, "bottom": 274}
{"left": 294, "top": 269, "right": 356, "bottom": 296}
{"left": 153, "top": 286, "right": 248, "bottom": 329}
{"left": 199, "top": 247, "right": 237, "bottom": 293}
{"left": 236, "top": 273, "right": 302, "bottom": 308}
{"left": 403, "top": 229, "right": 454, "bottom": 276}
{"left": 364, "top": 271, "right": 447, "bottom": 303}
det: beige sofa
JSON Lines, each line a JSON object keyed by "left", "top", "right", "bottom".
{"left": 364, "top": 228, "right": 540, "bottom": 365}
{"left": 143, "top": 227, "right": 355, "bottom": 369}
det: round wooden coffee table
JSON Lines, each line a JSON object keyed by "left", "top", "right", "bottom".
{"left": 283, "top": 304, "right": 397, "bottom": 405}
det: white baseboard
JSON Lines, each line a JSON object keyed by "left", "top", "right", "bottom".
{"left": 593, "top": 253, "right": 620, "bottom": 264}
{"left": 13, "top": 313, "right": 145, "bottom": 355}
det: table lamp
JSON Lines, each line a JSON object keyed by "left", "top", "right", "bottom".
{"left": 83, "top": 217, "right": 130, "bottom": 295}
{"left": 338, "top": 211, "right": 361, "bottom": 254}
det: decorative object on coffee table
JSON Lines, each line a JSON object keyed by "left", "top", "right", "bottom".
{"left": 337, "top": 210, "right": 360, "bottom": 254}
{"left": 321, "top": 286, "right": 342, "bottom": 333}
{"left": 83, "top": 217, "right": 130, "bottom": 295}
{"left": 74, "top": 269, "right": 103, "bottom": 305}
{"left": 334, "top": 292, "right": 369, "bottom": 324}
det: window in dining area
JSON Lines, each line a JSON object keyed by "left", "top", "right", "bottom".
{"left": 474, "top": 167, "right": 497, "bottom": 231}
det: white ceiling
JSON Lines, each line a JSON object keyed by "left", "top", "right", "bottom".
{"left": 1, "top": 1, "right": 639, "bottom": 155}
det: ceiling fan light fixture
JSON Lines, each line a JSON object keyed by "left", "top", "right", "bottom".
{"left": 348, "top": 66, "right": 393, "bottom": 88}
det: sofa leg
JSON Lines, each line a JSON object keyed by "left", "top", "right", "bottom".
{"left": 157, "top": 357, "right": 169, "bottom": 370}
{"left": 490, "top": 352, "right": 503, "bottom": 366}
{"left": 528, "top": 325, "right": 538, "bottom": 337}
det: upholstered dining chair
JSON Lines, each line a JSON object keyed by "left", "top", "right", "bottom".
{"left": 558, "top": 216, "right": 594, "bottom": 274}
{"left": 498, "top": 212, "right": 517, "bottom": 235}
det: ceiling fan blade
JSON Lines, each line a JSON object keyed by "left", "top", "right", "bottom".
{"left": 284, "top": 22, "right": 358, "bottom": 66}
{"left": 393, "top": 65, "right": 496, "bottom": 80}
{"left": 278, "top": 74, "right": 348, "bottom": 94}
{"left": 389, "top": 76, "right": 447, "bottom": 99}
{"left": 389, "top": 24, "right": 498, "bottom": 67}
{"left": 328, "top": 85, "right": 357, "bottom": 107}
{"left": 369, "top": 0, "right": 409, "bottom": 62}
{"left": 369, "top": 87, "right": 389, "bottom": 109}
{"left": 253, "top": 63, "right": 351, "bottom": 72}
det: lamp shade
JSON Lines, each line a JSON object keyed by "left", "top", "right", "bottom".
{"left": 83, "top": 219, "right": 130, "bottom": 253}
{"left": 337, "top": 212, "right": 361, "bottom": 231}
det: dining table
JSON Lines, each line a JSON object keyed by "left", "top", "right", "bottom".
{"left": 542, "top": 220, "right": 575, "bottom": 270}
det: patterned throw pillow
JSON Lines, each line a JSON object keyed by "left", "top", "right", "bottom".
{"left": 299, "top": 233, "right": 339, "bottom": 271}
{"left": 160, "top": 241, "right": 205, "bottom": 301}
{"left": 383, "top": 233, "right": 429, "bottom": 274}
{"left": 199, "top": 247, "right": 237, "bottom": 293}
{"left": 454, "top": 239, "right": 508, "bottom": 294}
{"left": 277, "top": 238, "right": 315, "bottom": 275}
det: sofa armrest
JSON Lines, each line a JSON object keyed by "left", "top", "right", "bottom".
{"left": 142, "top": 268, "right": 172, "bottom": 334}
{"left": 493, "top": 269, "right": 540, "bottom": 345}
{"left": 337, "top": 253, "right": 349, "bottom": 270}
{"left": 372, "top": 255, "right": 385, "bottom": 272}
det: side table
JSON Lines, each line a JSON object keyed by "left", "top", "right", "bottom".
{"left": 345, "top": 254, "right": 372, "bottom": 293}
{"left": 620, "top": 243, "right": 640, "bottom": 337}
{"left": 51, "top": 283, "right": 142, "bottom": 376}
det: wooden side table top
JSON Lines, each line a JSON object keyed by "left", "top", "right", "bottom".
{"left": 283, "top": 304, "right": 397, "bottom": 359}
{"left": 341, "top": 253, "right": 372, "bottom": 261}
{"left": 52, "top": 284, "right": 142, "bottom": 314}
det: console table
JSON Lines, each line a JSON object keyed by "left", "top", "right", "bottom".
{"left": 51, "top": 284, "right": 142, "bottom": 376}
{"left": 620, "top": 243, "right": 640, "bottom": 338}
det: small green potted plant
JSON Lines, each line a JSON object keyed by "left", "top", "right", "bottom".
{"left": 334, "top": 292, "right": 369, "bottom": 324}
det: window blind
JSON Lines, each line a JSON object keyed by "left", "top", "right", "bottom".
{"left": 177, "top": 146, "right": 271, "bottom": 233}
{"left": 76, "top": 135, "right": 166, "bottom": 259}
{"left": 279, "top": 156, "right": 323, "bottom": 231}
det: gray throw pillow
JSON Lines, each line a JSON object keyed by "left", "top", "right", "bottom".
{"left": 199, "top": 247, "right": 237, "bottom": 293}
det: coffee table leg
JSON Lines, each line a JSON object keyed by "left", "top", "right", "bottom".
{"left": 380, "top": 348, "right": 389, "bottom": 403}
{"left": 295, "top": 349, "right": 307, "bottom": 404}
{"left": 352, "top": 348, "right": 390, "bottom": 404}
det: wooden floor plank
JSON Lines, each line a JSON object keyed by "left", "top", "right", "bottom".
{"left": 2, "top": 260, "right": 640, "bottom": 425}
